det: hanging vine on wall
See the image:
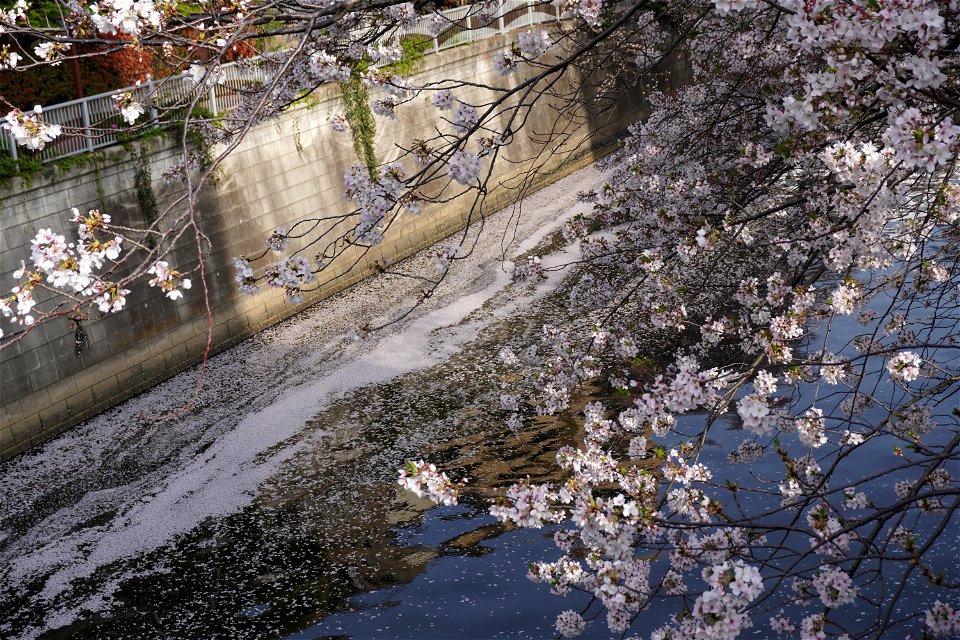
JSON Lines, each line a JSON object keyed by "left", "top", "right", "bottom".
{"left": 293, "top": 115, "right": 306, "bottom": 160}
{"left": 383, "top": 35, "right": 431, "bottom": 77}
{"left": 188, "top": 128, "right": 220, "bottom": 183}
{"left": 340, "top": 75, "right": 378, "bottom": 174}
{"left": 337, "top": 36, "right": 432, "bottom": 174}
{"left": 169, "top": 106, "right": 223, "bottom": 183}
{"left": 70, "top": 314, "right": 88, "bottom": 357}
{"left": 93, "top": 156, "right": 107, "bottom": 212}
{"left": 134, "top": 146, "right": 160, "bottom": 245}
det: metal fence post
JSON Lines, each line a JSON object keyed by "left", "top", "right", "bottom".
{"left": 208, "top": 86, "right": 218, "bottom": 115}
{"left": 8, "top": 131, "right": 18, "bottom": 170}
{"left": 434, "top": 34, "right": 440, "bottom": 54}
{"left": 81, "top": 100, "right": 94, "bottom": 152}
{"left": 145, "top": 73, "right": 159, "bottom": 124}
{"left": 499, "top": 11, "right": 505, "bottom": 33}
{"left": 527, "top": 2, "right": 533, "bottom": 26}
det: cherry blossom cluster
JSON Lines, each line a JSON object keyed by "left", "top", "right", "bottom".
{"left": 511, "top": 255, "right": 543, "bottom": 281}
{"left": 0, "top": 0, "right": 28, "bottom": 26}
{"left": 397, "top": 460, "right": 460, "bottom": 506}
{"left": 812, "top": 565, "right": 858, "bottom": 608}
{"left": 431, "top": 89, "right": 455, "bottom": 110}
{"left": 5, "top": 0, "right": 957, "bottom": 636}
{"left": 187, "top": 63, "right": 225, "bottom": 89}
{"left": 33, "top": 41, "right": 70, "bottom": 65}
{"left": 113, "top": 89, "right": 146, "bottom": 125}
{"left": 494, "top": 30, "right": 552, "bottom": 76}
{"left": 447, "top": 150, "right": 482, "bottom": 185}
{"left": 0, "top": 44, "right": 21, "bottom": 69}
{"left": 887, "top": 351, "right": 922, "bottom": 383}
{"left": 89, "top": 0, "right": 164, "bottom": 36}
{"left": 451, "top": 102, "right": 479, "bottom": 133}
{"left": 885, "top": 108, "right": 960, "bottom": 172}
{"left": 264, "top": 256, "right": 316, "bottom": 303}
{"left": 925, "top": 601, "right": 960, "bottom": 637}
{"left": 329, "top": 114, "right": 348, "bottom": 132}
{"left": 147, "top": 261, "right": 192, "bottom": 300}
{"left": 493, "top": 49, "right": 519, "bottom": 76}
{"left": 232, "top": 256, "right": 258, "bottom": 294}
{"left": 3, "top": 106, "right": 62, "bottom": 151}
{"left": 266, "top": 227, "right": 290, "bottom": 253}
{"left": 555, "top": 610, "right": 586, "bottom": 638}
{"left": 1, "top": 204, "right": 202, "bottom": 340}
{"left": 400, "top": 1, "right": 957, "bottom": 634}
{"left": 651, "top": 561, "right": 764, "bottom": 640}
{"left": 342, "top": 162, "right": 408, "bottom": 245}
{"left": 517, "top": 30, "right": 551, "bottom": 58}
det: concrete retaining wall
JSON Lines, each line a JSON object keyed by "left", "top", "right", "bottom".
{"left": 0, "top": 33, "right": 648, "bottom": 460}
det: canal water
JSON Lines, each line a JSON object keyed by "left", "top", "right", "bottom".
{"left": 0, "top": 167, "right": 607, "bottom": 639}
{"left": 1, "top": 162, "right": 956, "bottom": 639}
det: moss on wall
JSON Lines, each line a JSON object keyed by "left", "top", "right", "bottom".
{"left": 340, "top": 75, "right": 378, "bottom": 172}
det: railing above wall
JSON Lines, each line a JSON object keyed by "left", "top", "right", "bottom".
{"left": 3, "top": 0, "right": 568, "bottom": 166}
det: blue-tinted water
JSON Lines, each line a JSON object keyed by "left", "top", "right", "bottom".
{"left": 0, "top": 165, "right": 955, "bottom": 638}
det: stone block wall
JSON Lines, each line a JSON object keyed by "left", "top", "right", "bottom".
{"left": 0, "top": 32, "right": 649, "bottom": 460}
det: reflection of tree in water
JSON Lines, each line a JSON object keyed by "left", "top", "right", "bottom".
{"left": 32, "top": 280, "right": 598, "bottom": 638}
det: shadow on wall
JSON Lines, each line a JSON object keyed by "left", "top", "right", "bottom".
{"left": 0, "top": 30, "right": 684, "bottom": 461}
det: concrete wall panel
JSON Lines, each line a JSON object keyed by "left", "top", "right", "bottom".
{"left": 0, "top": 33, "right": 648, "bottom": 459}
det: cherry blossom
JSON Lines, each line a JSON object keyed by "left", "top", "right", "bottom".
{"left": 113, "top": 90, "right": 146, "bottom": 125}
{"left": 885, "top": 108, "right": 959, "bottom": 172}
{"left": 431, "top": 89, "right": 454, "bottom": 110}
{"left": 770, "top": 610, "right": 795, "bottom": 635}
{"left": 89, "top": 0, "right": 164, "bottom": 36}
{"left": 518, "top": 30, "right": 551, "bottom": 58}
{"left": 397, "top": 460, "right": 460, "bottom": 506}
{"left": 797, "top": 407, "right": 827, "bottom": 448}
{"left": 578, "top": 0, "right": 602, "bottom": 25}
{"left": 887, "top": 351, "right": 922, "bottom": 383}
{"left": 93, "top": 284, "right": 131, "bottom": 313}
{"left": 329, "top": 114, "right": 348, "bottom": 132}
{"left": 232, "top": 256, "right": 258, "bottom": 294}
{"left": 147, "top": 261, "right": 192, "bottom": 301}
{"left": 800, "top": 613, "right": 826, "bottom": 640}
{"left": 266, "top": 227, "right": 289, "bottom": 252}
{"left": 925, "top": 601, "right": 960, "bottom": 637}
{"left": 555, "top": 610, "right": 586, "bottom": 637}
{"left": 187, "top": 63, "right": 224, "bottom": 88}
{"left": 451, "top": 102, "right": 478, "bottom": 133}
{"left": 4, "top": 106, "right": 62, "bottom": 150}
{"left": 812, "top": 565, "right": 858, "bottom": 608}
{"left": 447, "top": 150, "right": 482, "bottom": 185}
{"left": 0, "top": 44, "right": 21, "bottom": 69}
{"left": 33, "top": 41, "right": 69, "bottom": 65}
{"left": 493, "top": 49, "right": 519, "bottom": 75}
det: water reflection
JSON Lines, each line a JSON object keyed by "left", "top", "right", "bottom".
{"left": 2, "top": 167, "right": 954, "bottom": 639}
{"left": 0, "top": 168, "right": 609, "bottom": 640}
{"left": 3, "top": 265, "right": 600, "bottom": 639}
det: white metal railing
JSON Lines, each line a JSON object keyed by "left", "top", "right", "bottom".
{"left": 4, "top": 0, "right": 568, "bottom": 165}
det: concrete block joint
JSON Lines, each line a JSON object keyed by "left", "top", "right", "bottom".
{"left": 0, "top": 36, "right": 646, "bottom": 460}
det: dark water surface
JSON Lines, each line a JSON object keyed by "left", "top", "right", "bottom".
{"left": 1, "top": 165, "right": 956, "bottom": 639}
{"left": 0, "top": 169, "right": 607, "bottom": 639}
